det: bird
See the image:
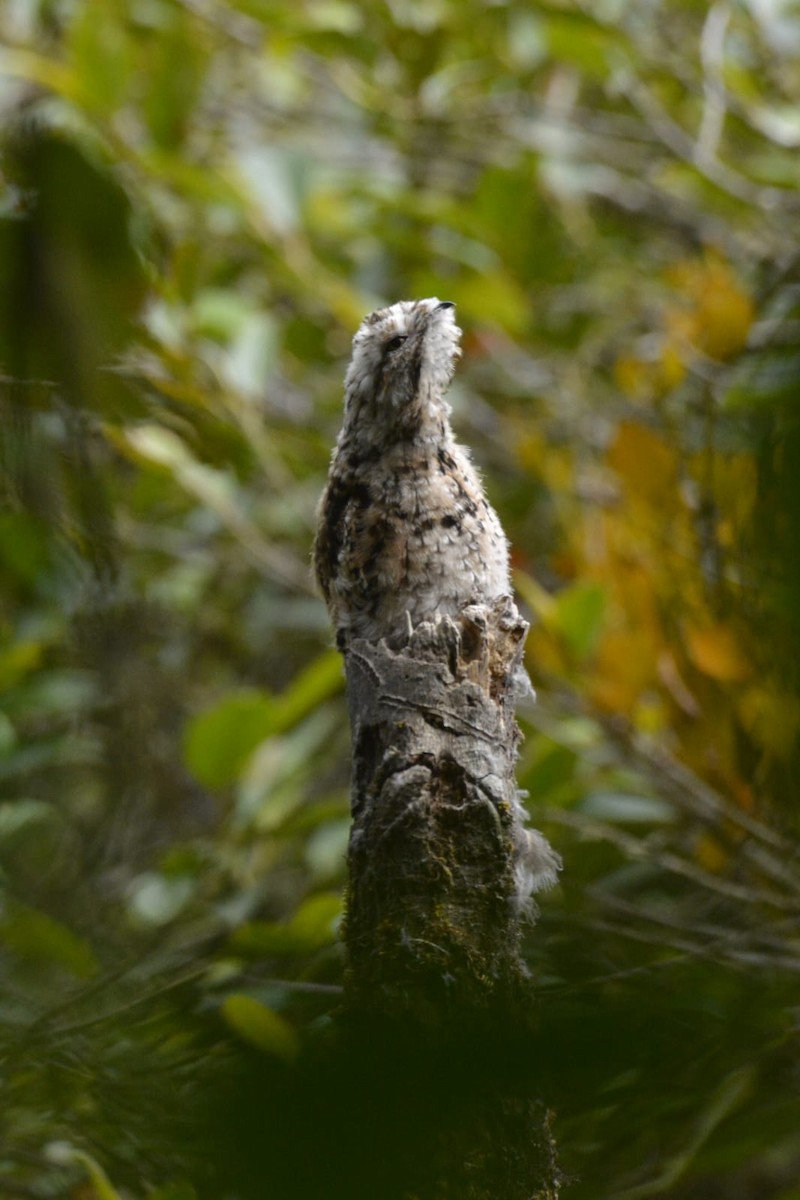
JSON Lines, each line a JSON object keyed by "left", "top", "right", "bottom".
{"left": 314, "top": 297, "right": 561, "bottom": 907}
{"left": 313, "top": 298, "right": 512, "bottom": 651}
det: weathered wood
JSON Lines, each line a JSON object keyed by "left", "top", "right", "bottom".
{"left": 340, "top": 595, "right": 562, "bottom": 1199}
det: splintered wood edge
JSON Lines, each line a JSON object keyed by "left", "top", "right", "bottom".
{"left": 347, "top": 597, "right": 529, "bottom": 699}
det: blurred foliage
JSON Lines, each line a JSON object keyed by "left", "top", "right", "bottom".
{"left": 1, "top": 0, "right": 800, "bottom": 1196}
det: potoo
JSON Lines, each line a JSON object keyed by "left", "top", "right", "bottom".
{"left": 314, "top": 298, "right": 561, "bottom": 905}
{"left": 313, "top": 298, "right": 512, "bottom": 651}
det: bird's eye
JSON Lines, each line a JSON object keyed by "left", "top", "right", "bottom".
{"left": 385, "top": 335, "right": 407, "bottom": 353}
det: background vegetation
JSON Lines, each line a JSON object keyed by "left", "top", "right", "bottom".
{"left": 1, "top": 0, "right": 800, "bottom": 1196}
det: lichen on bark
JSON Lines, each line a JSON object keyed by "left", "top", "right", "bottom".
{"left": 340, "top": 595, "right": 562, "bottom": 1198}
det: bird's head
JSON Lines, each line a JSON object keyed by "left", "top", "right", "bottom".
{"left": 342, "top": 298, "right": 462, "bottom": 440}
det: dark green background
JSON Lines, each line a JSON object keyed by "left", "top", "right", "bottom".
{"left": 1, "top": 1, "right": 799, "bottom": 1196}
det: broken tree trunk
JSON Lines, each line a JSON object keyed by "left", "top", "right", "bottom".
{"left": 340, "top": 596, "right": 562, "bottom": 1200}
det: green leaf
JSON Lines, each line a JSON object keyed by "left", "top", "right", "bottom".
{"left": 232, "top": 921, "right": 300, "bottom": 956}
{"left": 449, "top": 270, "right": 530, "bottom": 336}
{"left": 268, "top": 650, "right": 343, "bottom": 735}
{"left": 141, "top": 9, "right": 207, "bottom": 151}
{"left": 184, "top": 689, "right": 276, "bottom": 788}
{"left": 520, "top": 739, "right": 577, "bottom": 800}
{"left": 616, "top": 1066, "right": 755, "bottom": 1198}
{"left": 233, "top": 891, "right": 342, "bottom": 956}
{"left": 306, "top": 1, "right": 363, "bottom": 33}
{"left": 46, "top": 1144, "right": 122, "bottom": 1200}
{"left": 0, "top": 733, "right": 98, "bottom": 781}
{"left": 221, "top": 994, "right": 299, "bottom": 1061}
{"left": 5, "top": 669, "right": 97, "bottom": 720}
{"left": 0, "top": 713, "right": 16, "bottom": 757}
{"left": 67, "top": 3, "right": 133, "bottom": 111}
{"left": 505, "top": 11, "right": 546, "bottom": 69}
{"left": 237, "top": 707, "right": 341, "bottom": 830}
{"left": 0, "top": 513, "right": 51, "bottom": 586}
{"left": 543, "top": 14, "right": 630, "bottom": 79}
{"left": 191, "top": 289, "right": 258, "bottom": 341}
{"left": 126, "top": 872, "right": 196, "bottom": 926}
{"left": 0, "top": 907, "right": 98, "bottom": 978}
{"left": 0, "top": 640, "right": 45, "bottom": 691}
{"left": 147, "top": 1185, "right": 198, "bottom": 1200}
{"left": 289, "top": 890, "right": 343, "bottom": 948}
{"left": 0, "top": 798, "right": 54, "bottom": 840}
{"left": 555, "top": 581, "right": 607, "bottom": 661}
{"left": 582, "top": 792, "right": 676, "bottom": 824}
{"left": 305, "top": 818, "right": 351, "bottom": 880}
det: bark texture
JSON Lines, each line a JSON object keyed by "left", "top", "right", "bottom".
{"left": 341, "top": 596, "right": 561, "bottom": 1199}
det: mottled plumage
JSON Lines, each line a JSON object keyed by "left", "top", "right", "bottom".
{"left": 314, "top": 298, "right": 511, "bottom": 649}
{"left": 315, "top": 298, "right": 561, "bottom": 908}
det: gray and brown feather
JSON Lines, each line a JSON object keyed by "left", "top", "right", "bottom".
{"left": 314, "top": 298, "right": 511, "bottom": 650}
{"left": 314, "top": 298, "right": 562, "bottom": 906}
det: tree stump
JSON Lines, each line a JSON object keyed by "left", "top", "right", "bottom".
{"left": 339, "top": 596, "right": 562, "bottom": 1199}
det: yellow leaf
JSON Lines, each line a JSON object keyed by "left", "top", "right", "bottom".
{"left": 694, "top": 833, "right": 729, "bottom": 874}
{"left": 711, "top": 453, "right": 757, "bottom": 529}
{"left": 614, "top": 342, "right": 685, "bottom": 402}
{"left": 614, "top": 354, "right": 651, "bottom": 401}
{"left": 515, "top": 430, "right": 546, "bottom": 473}
{"left": 685, "top": 623, "right": 752, "bottom": 683}
{"left": 694, "top": 262, "right": 754, "bottom": 360}
{"left": 667, "top": 255, "right": 754, "bottom": 361}
{"left": 659, "top": 341, "right": 686, "bottom": 391}
{"left": 632, "top": 695, "right": 669, "bottom": 735}
{"left": 589, "top": 625, "right": 660, "bottom": 714}
{"left": 738, "top": 687, "right": 800, "bottom": 760}
{"left": 607, "top": 422, "right": 677, "bottom": 505}
{"left": 657, "top": 651, "right": 700, "bottom": 717}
